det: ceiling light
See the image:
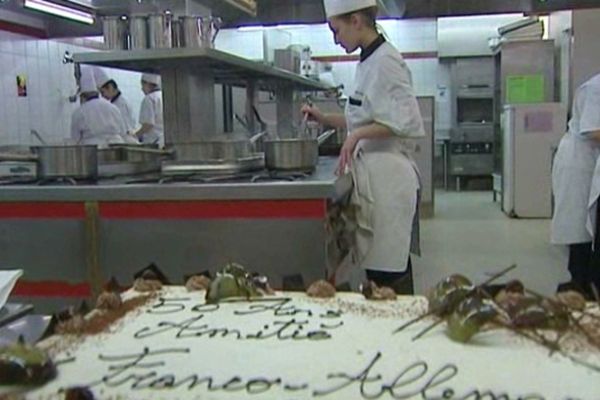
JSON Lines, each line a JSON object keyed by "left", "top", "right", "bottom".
{"left": 24, "top": 0, "right": 95, "bottom": 25}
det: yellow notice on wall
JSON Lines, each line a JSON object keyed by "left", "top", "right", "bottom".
{"left": 506, "top": 75, "right": 545, "bottom": 104}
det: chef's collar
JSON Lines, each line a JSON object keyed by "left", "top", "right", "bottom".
{"left": 360, "top": 34, "right": 386, "bottom": 62}
{"left": 111, "top": 91, "right": 121, "bottom": 104}
{"left": 85, "top": 94, "right": 100, "bottom": 102}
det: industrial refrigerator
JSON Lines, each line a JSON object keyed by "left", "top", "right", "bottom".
{"left": 502, "top": 103, "right": 566, "bottom": 218}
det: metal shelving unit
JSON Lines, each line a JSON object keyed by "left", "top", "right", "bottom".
{"left": 74, "top": 48, "right": 331, "bottom": 143}
{"left": 73, "top": 48, "right": 329, "bottom": 91}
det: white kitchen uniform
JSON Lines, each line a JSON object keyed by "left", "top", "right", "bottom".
{"left": 138, "top": 90, "right": 164, "bottom": 146}
{"left": 112, "top": 93, "right": 136, "bottom": 133}
{"left": 346, "top": 37, "right": 424, "bottom": 273}
{"left": 552, "top": 73, "right": 600, "bottom": 244}
{"left": 580, "top": 74, "right": 600, "bottom": 241}
{"left": 71, "top": 97, "right": 126, "bottom": 148}
{"left": 72, "top": 67, "right": 126, "bottom": 148}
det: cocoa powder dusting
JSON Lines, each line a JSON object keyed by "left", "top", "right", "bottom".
{"left": 56, "top": 295, "right": 153, "bottom": 336}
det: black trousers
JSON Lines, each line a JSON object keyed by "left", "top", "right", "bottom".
{"left": 568, "top": 242, "right": 592, "bottom": 289}
{"left": 366, "top": 257, "right": 414, "bottom": 295}
{"left": 589, "top": 203, "right": 600, "bottom": 294}
{"left": 568, "top": 204, "right": 600, "bottom": 297}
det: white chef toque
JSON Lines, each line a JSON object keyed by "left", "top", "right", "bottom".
{"left": 323, "top": 0, "right": 377, "bottom": 18}
{"left": 79, "top": 66, "right": 98, "bottom": 93}
{"left": 93, "top": 67, "right": 111, "bottom": 88}
{"left": 141, "top": 73, "right": 161, "bottom": 87}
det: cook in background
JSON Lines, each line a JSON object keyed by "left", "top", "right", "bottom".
{"left": 552, "top": 71, "right": 600, "bottom": 299}
{"left": 70, "top": 66, "right": 127, "bottom": 148}
{"left": 302, "top": 0, "right": 424, "bottom": 294}
{"left": 94, "top": 67, "right": 138, "bottom": 141}
{"left": 135, "top": 73, "right": 164, "bottom": 147}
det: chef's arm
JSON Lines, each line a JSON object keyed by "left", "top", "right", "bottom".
{"left": 134, "top": 123, "right": 153, "bottom": 139}
{"left": 587, "top": 130, "right": 600, "bottom": 141}
{"left": 321, "top": 113, "right": 347, "bottom": 129}
{"left": 301, "top": 105, "right": 346, "bottom": 129}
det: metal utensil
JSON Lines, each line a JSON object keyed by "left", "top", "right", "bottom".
{"left": 30, "top": 130, "right": 47, "bottom": 145}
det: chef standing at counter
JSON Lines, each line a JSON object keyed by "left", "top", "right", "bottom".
{"left": 71, "top": 66, "right": 127, "bottom": 148}
{"left": 552, "top": 72, "right": 600, "bottom": 299}
{"left": 302, "top": 0, "right": 424, "bottom": 293}
{"left": 94, "top": 68, "right": 137, "bottom": 138}
{"left": 135, "top": 73, "right": 164, "bottom": 147}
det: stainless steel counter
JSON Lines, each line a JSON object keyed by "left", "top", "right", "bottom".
{"left": 0, "top": 157, "right": 351, "bottom": 202}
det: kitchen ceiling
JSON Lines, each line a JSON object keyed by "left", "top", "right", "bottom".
{"left": 1, "top": 0, "right": 599, "bottom": 37}
{"left": 248, "top": 0, "right": 600, "bottom": 25}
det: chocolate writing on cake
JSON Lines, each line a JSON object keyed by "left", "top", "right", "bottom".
{"left": 83, "top": 347, "right": 547, "bottom": 400}
{"left": 134, "top": 296, "right": 344, "bottom": 341}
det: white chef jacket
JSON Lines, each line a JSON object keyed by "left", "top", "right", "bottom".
{"left": 345, "top": 36, "right": 424, "bottom": 273}
{"left": 139, "top": 90, "right": 164, "bottom": 146}
{"left": 70, "top": 97, "right": 126, "bottom": 148}
{"left": 551, "top": 73, "right": 600, "bottom": 245}
{"left": 111, "top": 92, "right": 136, "bottom": 133}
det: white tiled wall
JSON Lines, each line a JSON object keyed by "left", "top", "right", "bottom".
{"left": 0, "top": 31, "right": 143, "bottom": 146}
{"left": 1, "top": 18, "right": 439, "bottom": 145}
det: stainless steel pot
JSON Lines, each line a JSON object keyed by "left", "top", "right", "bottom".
{"left": 129, "top": 16, "right": 148, "bottom": 49}
{"left": 116, "top": 145, "right": 172, "bottom": 163}
{"left": 180, "top": 15, "right": 221, "bottom": 48}
{"left": 170, "top": 132, "right": 266, "bottom": 162}
{"left": 98, "top": 145, "right": 172, "bottom": 164}
{"left": 148, "top": 13, "right": 172, "bottom": 49}
{"left": 0, "top": 145, "right": 98, "bottom": 179}
{"left": 171, "top": 19, "right": 183, "bottom": 48}
{"left": 32, "top": 145, "right": 98, "bottom": 179}
{"left": 102, "top": 16, "right": 128, "bottom": 50}
{"left": 97, "top": 147, "right": 124, "bottom": 163}
{"left": 264, "top": 129, "right": 335, "bottom": 172}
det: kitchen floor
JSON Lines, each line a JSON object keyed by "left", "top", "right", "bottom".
{"left": 413, "top": 190, "right": 569, "bottom": 296}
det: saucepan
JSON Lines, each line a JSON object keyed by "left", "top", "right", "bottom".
{"left": 98, "top": 145, "right": 172, "bottom": 164}
{"left": 170, "top": 131, "right": 267, "bottom": 162}
{"left": 264, "top": 129, "right": 336, "bottom": 172}
{"left": 0, "top": 145, "right": 98, "bottom": 180}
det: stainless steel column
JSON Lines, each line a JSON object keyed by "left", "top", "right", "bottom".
{"left": 275, "top": 84, "right": 298, "bottom": 138}
{"left": 162, "top": 68, "right": 216, "bottom": 144}
{"left": 222, "top": 85, "right": 233, "bottom": 133}
{"left": 245, "top": 81, "right": 257, "bottom": 134}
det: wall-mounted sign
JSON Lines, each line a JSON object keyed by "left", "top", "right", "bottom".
{"left": 16, "top": 75, "right": 27, "bottom": 97}
{"left": 506, "top": 74, "right": 545, "bottom": 104}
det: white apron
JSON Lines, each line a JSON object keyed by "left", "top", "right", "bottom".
{"left": 552, "top": 73, "right": 600, "bottom": 245}
{"left": 551, "top": 132, "right": 599, "bottom": 244}
{"left": 344, "top": 39, "right": 425, "bottom": 273}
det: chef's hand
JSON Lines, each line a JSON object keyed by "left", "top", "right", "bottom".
{"left": 336, "top": 134, "right": 359, "bottom": 176}
{"left": 301, "top": 104, "right": 325, "bottom": 125}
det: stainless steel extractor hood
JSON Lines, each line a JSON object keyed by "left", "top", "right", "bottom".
{"left": 233, "top": 0, "right": 600, "bottom": 26}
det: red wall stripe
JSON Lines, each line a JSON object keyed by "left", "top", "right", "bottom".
{"left": 0, "top": 20, "right": 47, "bottom": 39}
{"left": 0, "top": 202, "right": 86, "bottom": 219}
{"left": 99, "top": 200, "right": 327, "bottom": 219}
{"left": 13, "top": 281, "right": 91, "bottom": 298}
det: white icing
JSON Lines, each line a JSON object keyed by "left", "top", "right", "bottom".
{"left": 25, "top": 287, "right": 600, "bottom": 399}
